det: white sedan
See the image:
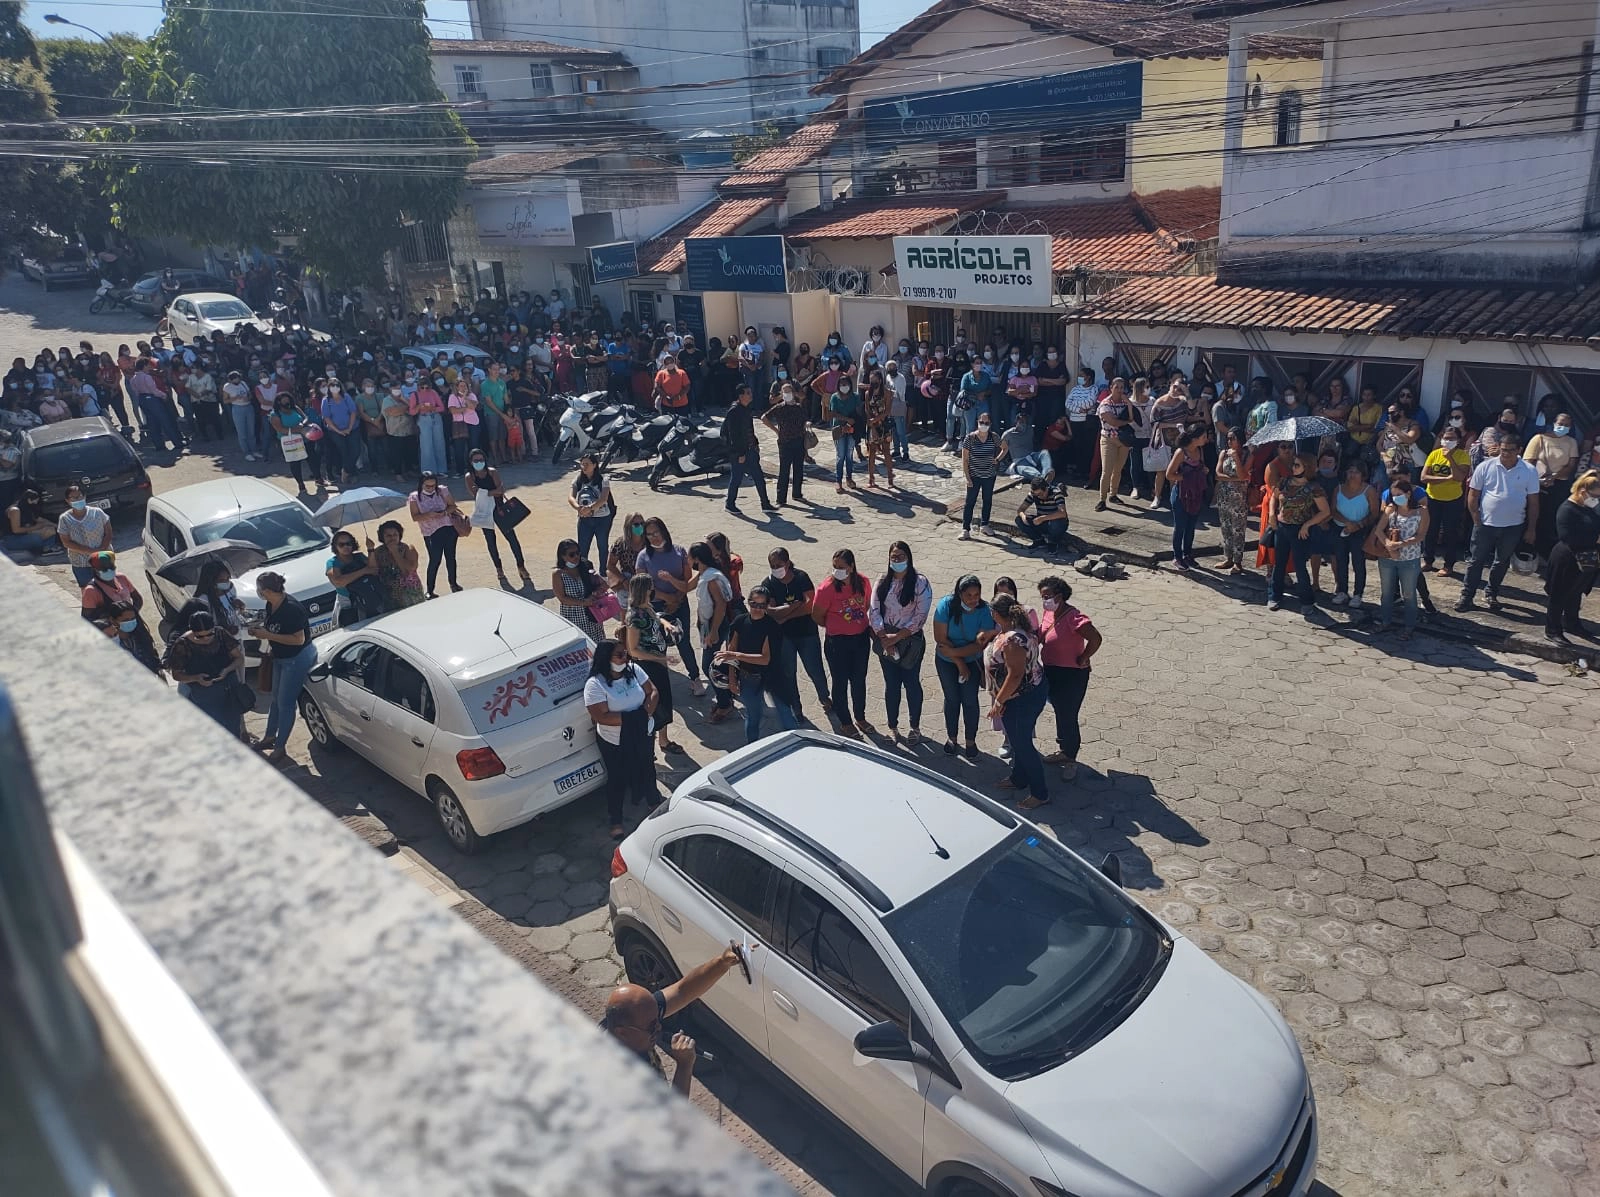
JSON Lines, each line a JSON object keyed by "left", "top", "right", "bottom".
{"left": 165, "top": 291, "right": 265, "bottom": 340}
{"left": 298, "top": 589, "right": 607, "bottom": 852}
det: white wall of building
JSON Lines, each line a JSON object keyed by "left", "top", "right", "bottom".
{"left": 467, "top": 0, "right": 858, "bottom": 135}
{"left": 432, "top": 51, "right": 587, "bottom": 103}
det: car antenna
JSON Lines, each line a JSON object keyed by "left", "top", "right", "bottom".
{"left": 904, "top": 799, "right": 949, "bottom": 860}
{"left": 491, "top": 613, "right": 514, "bottom": 657}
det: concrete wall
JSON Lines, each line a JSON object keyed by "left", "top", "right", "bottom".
{"left": 0, "top": 561, "right": 790, "bottom": 1197}
{"left": 432, "top": 50, "right": 586, "bottom": 103}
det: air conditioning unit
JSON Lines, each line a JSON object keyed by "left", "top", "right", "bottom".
{"left": 832, "top": 266, "right": 867, "bottom": 296}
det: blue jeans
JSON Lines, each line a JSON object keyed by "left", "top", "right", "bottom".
{"left": 2, "top": 531, "right": 58, "bottom": 558}
{"left": 727, "top": 454, "right": 771, "bottom": 507}
{"left": 137, "top": 393, "right": 181, "bottom": 449}
{"left": 891, "top": 415, "right": 908, "bottom": 457}
{"left": 878, "top": 650, "right": 924, "bottom": 729}
{"left": 935, "top": 655, "right": 980, "bottom": 743}
{"left": 1172, "top": 503, "right": 1200, "bottom": 562}
{"left": 1016, "top": 514, "right": 1067, "bottom": 549}
{"left": 1462, "top": 522, "right": 1524, "bottom": 600}
{"left": 230, "top": 403, "right": 258, "bottom": 455}
{"left": 834, "top": 434, "right": 857, "bottom": 483}
{"left": 959, "top": 402, "right": 988, "bottom": 438}
{"left": 1378, "top": 557, "right": 1422, "bottom": 631}
{"left": 417, "top": 412, "right": 447, "bottom": 476}
{"left": 263, "top": 642, "right": 318, "bottom": 745}
{"left": 963, "top": 474, "right": 996, "bottom": 530}
{"left": 71, "top": 564, "right": 95, "bottom": 586}
{"left": 777, "top": 634, "right": 828, "bottom": 715}
{"left": 324, "top": 429, "right": 357, "bottom": 476}
{"left": 1001, "top": 681, "right": 1049, "bottom": 801}
{"left": 1333, "top": 530, "right": 1367, "bottom": 600}
{"left": 1269, "top": 521, "right": 1315, "bottom": 604}
{"left": 740, "top": 670, "right": 798, "bottom": 743}
{"left": 577, "top": 514, "right": 613, "bottom": 562}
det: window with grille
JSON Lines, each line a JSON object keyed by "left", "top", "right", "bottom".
{"left": 529, "top": 63, "right": 553, "bottom": 94}
{"left": 579, "top": 172, "right": 680, "bottom": 211}
{"left": 1275, "top": 89, "right": 1303, "bottom": 147}
{"left": 453, "top": 65, "right": 484, "bottom": 98}
{"left": 1038, "top": 126, "right": 1126, "bottom": 184}
{"left": 815, "top": 47, "right": 849, "bottom": 83}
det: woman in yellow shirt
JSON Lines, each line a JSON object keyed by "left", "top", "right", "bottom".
{"left": 1421, "top": 428, "right": 1473, "bottom": 575}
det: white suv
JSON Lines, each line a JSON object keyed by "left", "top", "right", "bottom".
{"left": 609, "top": 732, "right": 1316, "bottom": 1197}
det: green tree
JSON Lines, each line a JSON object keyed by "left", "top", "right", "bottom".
{"left": 108, "top": 0, "right": 473, "bottom": 282}
{"left": 39, "top": 35, "right": 143, "bottom": 119}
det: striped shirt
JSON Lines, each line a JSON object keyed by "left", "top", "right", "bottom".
{"left": 962, "top": 432, "right": 1002, "bottom": 479}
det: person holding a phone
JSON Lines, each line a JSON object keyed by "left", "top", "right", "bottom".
{"left": 600, "top": 944, "right": 756, "bottom": 1096}
{"left": 163, "top": 610, "right": 245, "bottom": 734}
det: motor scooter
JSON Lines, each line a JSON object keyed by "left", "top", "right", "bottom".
{"left": 88, "top": 277, "right": 137, "bottom": 315}
{"left": 550, "top": 390, "right": 612, "bottom": 464}
{"left": 648, "top": 417, "right": 732, "bottom": 490}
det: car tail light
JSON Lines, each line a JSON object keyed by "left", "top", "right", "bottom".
{"left": 455, "top": 746, "right": 506, "bottom": 781}
{"left": 136, "top": 476, "right": 151, "bottom": 491}
{"left": 610, "top": 847, "right": 627, "bottom": 878}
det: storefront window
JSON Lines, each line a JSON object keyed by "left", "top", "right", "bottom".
{"left": 1039, "top": 126, "right": 1126, "bottom": 184}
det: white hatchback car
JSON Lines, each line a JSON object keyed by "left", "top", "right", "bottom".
{"left": 298, "top": 589, "right": 606, "bottom": 853}
{"left": 610, "top": 732, "right": 1316, "bottom": 1197}
{"left": 166, "top": 291, "right": 265, "bottom": 341}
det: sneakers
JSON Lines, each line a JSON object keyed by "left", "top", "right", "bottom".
{"left": 1347, "top": 595, "right": 1361, "bottom": 612}
{"left": 980, "top": 524, "right": 997, "bottom": 537}
{"left": 1149, "top": 497, "right": 1162, "bottom": 511}
{"left": 1094, "top": 500, "right": 1108, "bottom": 512}
{"left": 1331, "top": 591, "right": 1348, "bottom": 607}
{"left": 958, "top": 528, "right": 972, "bottom": 541}
{"left": 1487, "top": 595, "right": 1504, "bottom": 612}
{"left": 1267, "top": 599, "right": 1281, "bottom": 611}
{"left": 689, "top": 679, "right": 707, "bottom": 697}
{"left": 1454, "top": 595, "right": 1475, "bottom": 612}
{"left": 1042, "top": 750, "right": 1070, "bottom": 764}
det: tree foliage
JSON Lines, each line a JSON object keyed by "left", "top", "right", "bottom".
{"left": 39, "top": 35, "right": 143, "bottom": 119}
{"left": 108, "top": 0, "right": 474, "bottom": 282}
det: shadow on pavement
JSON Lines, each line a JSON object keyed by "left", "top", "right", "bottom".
{"left": 1031, "top": 767, "right": 1208, "bottom": 891}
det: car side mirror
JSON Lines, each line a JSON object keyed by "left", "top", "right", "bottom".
{"left": 306, "top": 663, "right": 330, "bottom": 683}
{"left": 854, "top": 1020, "right": 929, "bottom": 1065}
{"left": 1100, "top": 853, "right": 1124, "bottom": 888}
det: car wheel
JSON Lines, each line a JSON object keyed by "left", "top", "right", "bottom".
{"left": 619, "top": 932, "right": 681, "bottom": 992}
{"left": 298, "top": 694, "right": 340, "bottom": 750}
{"left": 144, "top": 574, "right": 172, "bottom": 622}
{"left": 941, "top": 1180, "right": 1006, "bottom": 1197}
{"left": 431, "top": 781, "right": 482, "bottom": 854}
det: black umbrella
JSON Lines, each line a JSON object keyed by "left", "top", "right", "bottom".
{"left": 155, "top": 539, "right": 269, "bottom": 587}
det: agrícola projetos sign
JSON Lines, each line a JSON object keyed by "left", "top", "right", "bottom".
{"left": 892, "top": 235, "right": 1054, "bottom": 307}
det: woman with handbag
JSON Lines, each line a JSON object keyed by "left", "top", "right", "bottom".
{"left": 1267, "top": 455, "right": 1331, "bottom": 612}
{"left": 269, "top": 392, "right": 320, "bottom": 493}
{"left": 812, "top": 548, "right": 873, "bottom": 737}
{"left": 583, "top": 638, "right": 661, "bottom": 841}
{"left": 623, "top": 573, "right": 686, "bottom": 756}
{"left": 1146, "top": 382, "right": 1189, "bottom": 511}
{"left": 408, "top": 470, "right": 463, "bottom": 597}
{"left": 163, "top": 610, "right": 246, "bottom": 736}
{"left": 868, "top": 541, "right": 932, "bottom": 745}
{"left": 1366, "top": 476, "right": 1429, "bottom": 641}
{"left": 553, "top": 538, "right": 608, "bottom": 642}
{"left": 1094, "top": 378, "right": 1135, "bottom": 511}
{"left": 1543, "top": 469, "right": 1600, "bottom": 646}
{"left": 1163, "top": 426, "right": 1210, "bottom": 569}
{"left": 466, "top": 450, "right": 531, "bottom": 585}
{"left": 985, "top": 594, "right": 1050, "bottom": 810}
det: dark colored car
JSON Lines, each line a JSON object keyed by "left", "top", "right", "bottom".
{"left": 20, "top": 246, "right": 96, "bottom": 290}
{"left": 128, "top": 269, "right": 234, "bottom": 315}
{"left": 20, "top": 418, "right": 151, "bottom": 518}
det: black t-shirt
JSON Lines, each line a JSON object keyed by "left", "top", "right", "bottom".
{"left": 728, "top": 613, "right": 777, "bottom": 675}
{"left": 764, "top": 569, "right": 818, "bottom": 639}
{"left": 678, "top": 347, "right": 706, "bottom": 376}
{"left": 263, "top": 595, "right": 311, "bottom": 659}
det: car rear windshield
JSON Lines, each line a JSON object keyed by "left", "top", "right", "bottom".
{"left": 29, "top": 437, "right": 134, "bottom": 480}
{"left": 884, "top": 831, "right": 1169, "bottom": 1081}
{"left": 460, "top": 640, "right": 593, "bottom": 735}
{"left": 192, "top": 505, "right": 328, "bottom": 562}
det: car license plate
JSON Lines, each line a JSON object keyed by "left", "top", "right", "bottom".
{"left": 554, "top": 760, "right": 602, "bottom": 794}
{"left": 90, "top": 498, "right": 112, "bottom": 510}
{"left": 309, "top": 617, "right": 336, "bottom": 638}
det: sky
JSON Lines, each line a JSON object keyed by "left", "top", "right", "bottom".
{"left": 23, "top": 0, "right": 927, "bottom": 47}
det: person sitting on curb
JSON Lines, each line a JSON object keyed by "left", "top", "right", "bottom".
{"left": 599, "top": 944, "right": 755, "bottom": 1096}
{"left": 1015, "top": 478, "right": 1070, "bottom": 555}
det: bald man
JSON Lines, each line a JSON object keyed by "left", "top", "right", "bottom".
{"left": 600, "top": 944, "right": 753, "bottom": 1096}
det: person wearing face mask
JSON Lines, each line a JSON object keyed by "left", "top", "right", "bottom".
{"left": 1458, "top": 432, "right": 1540, "bottom": 612}
{"left": 716, "top": 583, "right": 796, "bottom": 743}
{"left": 1365, "top": 478, "right": 1429, "bottom": 641}
{"left": 859, "top": 325, "right": 888, "bottom": 372}
{"left": 79, "top": 549, "right": 142, "bottom": 623}
{"left": 410, "top": 374, "right": 448, "bottom": 476}
{"left": 553, "top": 537, "right": 608, "bottom": 642}
{"left": 762, "top": 546, "right": 828, "bottom": 723}
{"left": 57, "top": 484, "right": 114, "bottom": 586}
{"left": 163, "top": 610, "right": 245, "bottom": 733}
{"left": 381, "top": 380, "right": 418, "bottom": 479}
{"left": 583, "top": 638, "right": 661, "bottom": 840}
{"left": 1473, "top": 402, "right": 1523, "bottom": 468}
{"left": 1543, "top": 469, "right": 1600, "bottom": 645}
{"left": 408, "top": 471, "right": 463, "bottom": 598}
{"left": 95, "top": 599, "right": 165, "bottom": 679}
{"left": 959, "top": 413, "right": 1006, "bottom": 540}
{"left": 953, "top": 354, "right": 990, "bottom": 443}
{"left": 1422, "top": 424, "right": 1473, "bottom": 576}
{"left": 1266, "top": 454, "right": 1331, "bottom": 612}
{"left": 636, "top": 518, "right": 703, "bottom": 693}
{"left": 1525, "top": 410, "right": 1581, "bottom": 560}
{"left": 176, "top": 560, "right": 249, "bottom": 646}
{"left": 823, "top": 372, "right": 861, "bottom": 493}
{"left": 868, "top": 542, "right": 931, "bottom": 744}
{"left": 761, "top": 381, "right": 811, "bottom": 505}
{"left": 1035, "top": 577, "right": 1100, "bottom": 776}
{"left": 252, "top": 571, "right": 313, "bottom": 762}
{"left": 1006, "top": 355, "right": 1037, "bottom": 432}
{"left": 1033, "top": 346, "right": 1069, "bottom": 429}
{"left": 932, "top": 574, "right": 995, "bottom": 760}
{"left": 812, "top": 548, "right": 872, "bottom": 737}
{"left": 819, "top": 331, "right": 852, "bottom": 374}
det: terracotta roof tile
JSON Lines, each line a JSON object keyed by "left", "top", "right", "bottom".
{"left": 467, "top": 150, "right": 595, "bottom": 179}
{"left": 952, "top": 196, "right": 1199, "bottom": 274}
{"left": 722, "top": 118, "right": 846, "bottom": 194}
{"left": 430, "top": 38, "right": 629, "bottom": 64}
{"left": 636, "top": 197, "right": 783, "bottom": 275}
{"left": 782, "top": 192, "right": 1005, "bottom": 242}
{"left": 1134, "top": 186, "right": 1222, "bottom": 243}
{"left": 1069, "top": 275, "right": 1600, "bottom": 345}
{"left": 816, "top": 0, "right": 1318, "bottom": 93}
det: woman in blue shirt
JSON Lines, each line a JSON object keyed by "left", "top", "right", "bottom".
{"left": 932, "top": 574, "right": 996, "bottom": 759}
{"left": 824, "top": 374, "right": 862, "bottom": 493}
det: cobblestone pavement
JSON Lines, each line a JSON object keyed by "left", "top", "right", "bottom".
{"left": 11, "top": 275, "right": 1600, "bottom": 1197}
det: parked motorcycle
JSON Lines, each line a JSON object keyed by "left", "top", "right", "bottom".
{"left": 550, "top": 390, "right": 613, "bottom": 465}
{"left": 648, "top": 417, "right": 732, "bottom": 490}
{"left": 600, "top": 408, "right": 677, "bottom": 469}
{"left": 89, "top": 278, "right": 137, "bottom": 315}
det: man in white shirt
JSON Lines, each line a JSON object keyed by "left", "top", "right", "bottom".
{"left": 546, "top": 289, "right": 565, "bottom": 323}
{"left": 1457, "top": 432, "right": 1540, "bottom": 611}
